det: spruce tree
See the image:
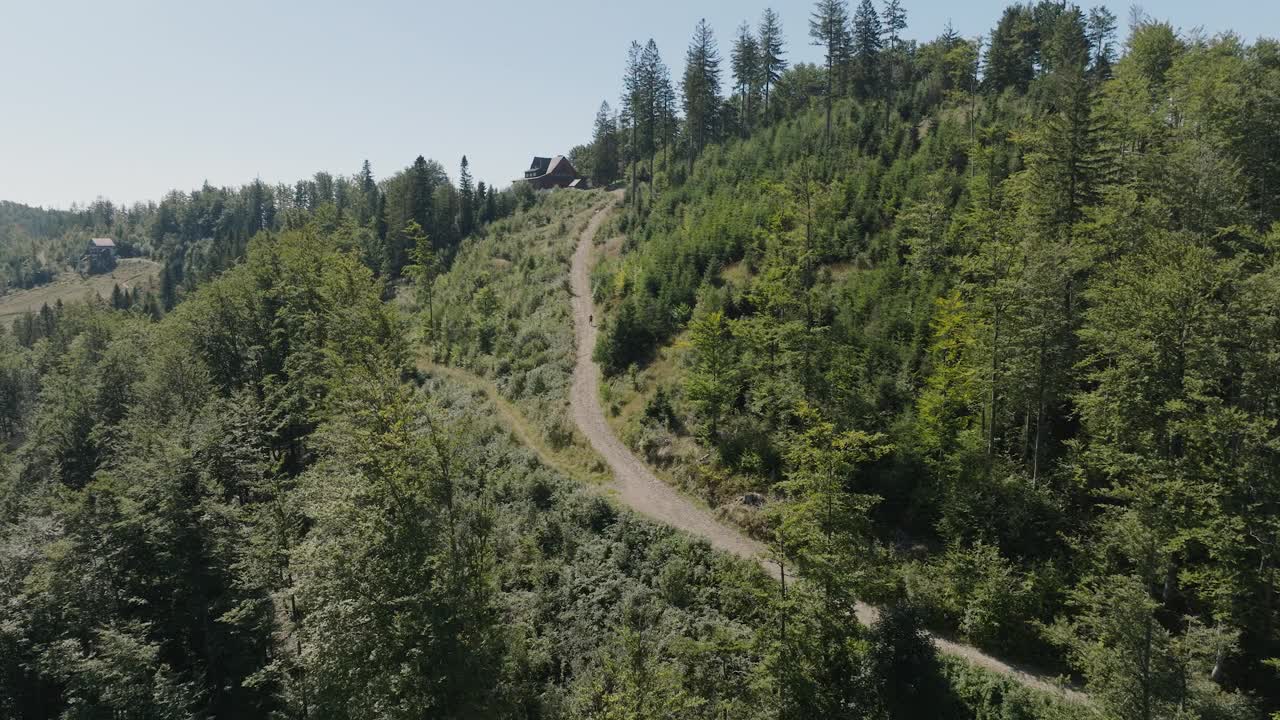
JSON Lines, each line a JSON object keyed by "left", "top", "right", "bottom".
{"left": 681, "top": 19, "right": 722, "bottom": 174}
{"left": 882, "top": 0, "right": 907, "bottom": 126}
{"left": 458, "top": 155, "right": 474, "bottom": 238}
{"left": 358, "top": 159, "right": 378, "bottom": 226}
{"left": 1085, "top": 6, "right": 1118, "bottom": 81}
{"left": 475, "top": 181, "right": 488, "bottom": 224}
{"left": 591, "top": 101, "right": 620, "bottom": 187}
{"left": 852, "top": 0, "right": 884, "bottom": 99}
{"left": 809, "top": 0, "right": 851, "bottom": 144}
{"left": 731, "top": 22, "right": 760, "bottom": 135}
{"left": 622, "top": 41, "right": 644, "bottom": 214}
{"left": 757, "top": 8, "right": 787, "bottom": 118}
{"left": 641, "top": 40, "right": 672, "bottom": 192}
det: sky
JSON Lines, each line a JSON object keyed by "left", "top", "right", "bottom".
{"left": 0, "top": 0, "right": 1274, "bottom": 209}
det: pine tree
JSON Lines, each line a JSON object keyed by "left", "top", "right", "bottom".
{"left": 458, "top": 155, "right": 475, "bottom": 238}
{"left": 681, "top": 19, "right": 722, "bottom": 174}
{"left": 685, "top": 310, "right": 740, "bottom": 440}
{"left": 1085, "top": 6, "right": 1118, "bottom": 81}
{"left": 484, "top": 183, "right": 498, "bottom": 224}
{"left": 641, "top": 40, "right": 672, "bottom": 192}
{"left": 731, "top": 22, "right": 760, "bottom": 135}
{"left": 852, "top": 0, "right": 884, "bottom": 99}
{"left": 475, "top": 181, "right": 488, "bottom": 224}
{"left": 757, "top": 8, "right": 787, "bottom": 118}
{"left": 622, "top": 41, "right": 645, "bottom": 214}
{"left": 403, "top": 220, "right": 437, "bottom": 340}
{"left": 656, "top": 65, "right": 679, "bottom": 172}
{"left": 591, "top": 100, "right": 620, "bottom": 187}
{"left": 410, "top": 155, "right": 434, "bottom": 238}
{"left": 882, "top": 0, "right": 907, "bottom": 126}
{"left": 809, "top": 0, "right": 851, "bottom": 144}
{"left": 357, "top": 159, "right": 378, "bottom": 226}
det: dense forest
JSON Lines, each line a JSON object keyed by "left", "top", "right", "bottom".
{"left": 572, "top": 1, "right": 1279, "bottom": 717}
{"left": 2, "top": 0, "right": 1279, "bottom": 718}
{"left": 0, "top": 155, "right": 519, "bottom": 302}
{"left": 0, "top": 194, "right": 1071, "bottom": 720}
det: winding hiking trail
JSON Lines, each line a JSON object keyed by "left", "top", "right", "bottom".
{"left": 567, "top": 196, "right": 1088, "bottom": 704}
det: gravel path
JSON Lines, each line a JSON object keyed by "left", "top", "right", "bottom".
{"left": 566, "top": 197, "right": 1087, "bottom": 704}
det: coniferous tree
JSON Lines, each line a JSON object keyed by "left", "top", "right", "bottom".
{"left": 731, "top": 22, "right": 760, "bottom": 135}
{"left": 357, "top": 159, "right": 378, "bottom": 226}
{"left": 641, "top": 40, "right": 672, "bottom": 192}
{"left": 656, "top": 64, "right": 680, "bottom": 171}
{"left": 458, "top": 155, "right": 475, "bottom": 238}
{"left": 622, "top": 41, "right": 645, "bottom": 214}
{"left": 881, "top": 0, "right": 907, "bottom": 126}
{"left": 591, "top": 100, "right": 621, "bottom": 187}
{"left": 410, "top": 155, "right": 434, "bottom": 241}
{"left": 809, "top": 0, "right": 852, "bottom": 144}
{"left": 757, "top": 8, "right": 788, "bottom": 119}
{"left": 1085, "top": 5, "right": 1118, "bottom": 80}
{"left": 985, "top": 4, "right": 1039, "bottom": 93}
{"left": 483, "top": 181, "right": 498, "bottom": 223}
{"left": 852, "top": 0, "right": 884, "bottom": 99}
{"left": 681, "top": 19, "right": 722, "bottom": 174}
{"left": 475, "top": 181, "right": 488, "bottom": 224}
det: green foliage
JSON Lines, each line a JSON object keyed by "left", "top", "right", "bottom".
{"left": 432, "top": 191, "right": 603, "bottom": 437}
{"left": 591, "top": 3, "right": 1280, "bottom": 714}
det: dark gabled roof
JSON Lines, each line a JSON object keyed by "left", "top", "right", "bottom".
{"left": 528, "top": 156, "right": 552, "bottom": 175}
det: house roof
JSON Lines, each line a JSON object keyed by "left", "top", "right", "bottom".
{"left": 546, "top": 155, "right": 576, "bottom": 177}
{"left": 90, "top": 238, "right": 115, "bottom": 248}
{"left": 528, "top": 156, "right": 552, "bottom": 175}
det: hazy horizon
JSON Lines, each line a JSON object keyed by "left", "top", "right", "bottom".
{"left": 2, "top": 0, "right": 1273, "bottom": 210}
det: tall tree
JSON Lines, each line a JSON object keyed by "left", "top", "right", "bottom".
{"left": 1085, "top": 5, "right": 1118, "bottom": 80}
{"left": 590, "top": 100, "right": 621, "bottom": 187}
{"left": 656, "top": 62, "right": 680, "bottom": 171}
{"left": 474, "top": 180, "right": 488, "bottom": 224}
{"left": 681, "top": 19, "right": 722, "bottom": 174}
{"left": 458, "top": 155, "right": 475, "bottom": 239}
{"left": 852, "top": 0, "right": 884, "bottom": 99}
{"left": 758, "top": 8, "right": 788, "bottom": 119}
{"left": 809, "top": 0, "right": 852, "bottom": 144}
{"left": 731, "top": 22, "right": 760, "bottom": 135}
{"left": 881, "top": 0, "right": 907, "bottom": 127}
{"left": 641, "top": 40, "right": 673, "bottom": 193}
{"left": 622, "top": 41, "right": 645, "bottom": 214}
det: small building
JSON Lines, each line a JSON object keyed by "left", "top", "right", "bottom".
{"left": 519, "top": 155, "right": 587, "bottom": 190}
{"left": 81, "top": 237, "right": 117, "bottom": 275}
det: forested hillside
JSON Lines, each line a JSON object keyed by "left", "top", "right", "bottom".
{"left": 0, "top": 213, "right": 778, "bottom": 719}
{"left": 3, "top": 0, "right": 1279, "bottom": 717}
{"left": 573, "top": 1, "right": 1280, "bottom": 717}
{"left": 0, "top": 192, "right": 1079, "bottom": 719}
{"left": 0, "top": 155, "right": 518, "bottom": 307}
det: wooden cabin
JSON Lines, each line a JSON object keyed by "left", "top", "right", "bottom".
{"left": 81, "top": 237, "right": 117, "bottom": 275}
{"left": 520, "top": 155, "right": 586, "bottom": 190}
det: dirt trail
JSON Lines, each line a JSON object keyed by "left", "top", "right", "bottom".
{"left": 566, "top": 197, "right": 1087, "bottom": 704}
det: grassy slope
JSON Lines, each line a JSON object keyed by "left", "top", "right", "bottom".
{"left": 425, "top": 189, "right": 618, "bottom": 485}
{"left": 422, "top": 192, "right": 1081, "bottom": 719}
{"left": 0, "top": 258, "right": 160, "bottom": 324}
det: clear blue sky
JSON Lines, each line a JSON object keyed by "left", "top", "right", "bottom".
{"left": 0, "top": 0, "right": 1273, "bottom": 209}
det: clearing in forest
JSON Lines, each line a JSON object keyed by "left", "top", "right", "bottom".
{"left": 0, "top": 258, "right": 161, "bottom": 324}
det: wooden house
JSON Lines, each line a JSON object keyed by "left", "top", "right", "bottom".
{"left": 81, "top": 237, "right": 117, "bottom": 275}
{"left": 520, "top": 155, "right": 586, "bottom": 190}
